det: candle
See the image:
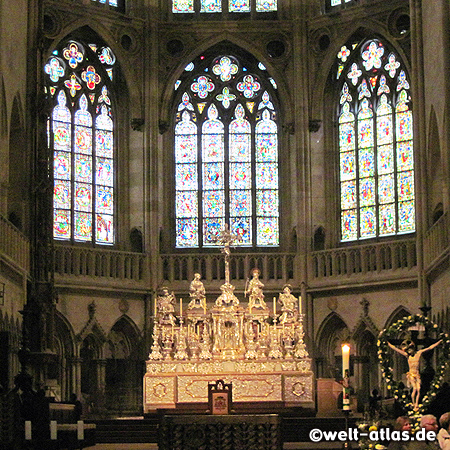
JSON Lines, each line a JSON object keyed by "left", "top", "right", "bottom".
{"left": 25, "top": 421, "right": 32, "bottom": 440}
{"left": 342, "top": 343, "right": 350, "bottom": 377}
{"left": 154, "top": 297, "right": 157, "bottom": 317}
{"left": 299, "top": 296, "right": 302, "bottom": 315}
{"left": 180, "top": 298, "right": 183, "bottom": 316}
{"left": 50, "top": 420, "right": 57, "bottom": 440}
{"left": 273, "top": 297, "right": 276, "bottom": 315}
{"left": 77, "top": 420, "right": 84, "bottom": 440}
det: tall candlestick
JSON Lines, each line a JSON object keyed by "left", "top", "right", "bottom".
{"left": 299, "top": 296, "right": 302, "bottom": 315}
{"left": 342, "top": 343, "right": 350, "bottom": 377}
{"left": 180, "top": 298, "right": 183, "bottom": 316}
{"left": 273, "top": 297, "right": 276, "bottom": 315}
{"left": 154, "top": 297, "right": 157, "bottom": 317}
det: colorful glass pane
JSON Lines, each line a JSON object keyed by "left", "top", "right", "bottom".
{"left": 339, "top": 122, "right": 355, "bottom": 151}
{"left": 54, "top": 210, "right": 71, "bottom": 239}
{"left": 54, "top": 122, "right": 71, "bottom": 151}
{"left": 341, "top": 209, "right": 357, "bottom": 241}
{"left": 176, "top": 135, "right": 197, "bottom": 163}
{"left": 230, "top": 190, "right": 252, "bottom": 216}
{"left": 397, "top": 171, "right": 414, "bottom": 201}
{"left": 202, "top": 134, "right": 224, "bottom": 161}
{"left": 358, "top": 118, "right": 374, "bottom": 148}
{"left": 229, "top": 0, "right": 250, "bottom": 12}
{"left": 74, "top": 212, "right": 92, "bottom": 241}
{"left": 230, "top": 217, "right": 251, "bottom": 245}
{"left": 173, "top": 0, "right": 194, "bottom": 13}
{"left": 256, "top": 0, "right": 277, "bottom": 12}
{"left": 398, "top": 201, "right": 415, "bottom": 233}
{"left": 96, "top": 157, "right": 113, "bottom": 186}
{"left": 213, "top": 57, "right": 239, "bottom": 82}
{"left": 200, "top": 0, "right": 221, "bottom": 13}
{"left": 340, "top": 151, "right": 355, "bottom": 181}
{"left": 176, "top": 164, "right": 198, "bottom": 190}
{"left": 54, "top": 152, "right": 71, "bottom": 180}
{"left": 378, "top": 174, "right": 395, "bottom": 204}
{"left": 75, "top": 126, "right": 92, "bottom": 154}
{"left": 75, "top": 154, "right": 92, "bottom": 182}
{"left": 358, "top": 148, "right": 374, "bottom": 178}
{"left": 203, "top": 191, "right": 225, "bottom": 217}
{"left": 396, "top": 110, "right": 413, "bottom": 141}
{"left": 96, "top": 186, "right": 113, "bottom": 214}
{"left": 95, "top": 130, "right": 113, "bottom": 157}
{"left": 230, "top": 134, "right": 251, "bottom": 161}
{"left": 176, "top": 191, "right": 198, "bottom": 217}
{"left": 377, "top": 145, "right": 394, "bottom": 174}
{"left": 204, "top": 218, "right": 225, "bottom": 245}
{"left": 379, "top": 203, "right": 396, "bottom": 235}
{"left": 256, "top": 135, "right": 278, "bottom": 162}
{"left": 257, "top": 217, "right": 279, "bottom": 246}
{"left": 341, "top": 181, "right": 356, "bottom": 209}
{"left": 54, "top": 180, "right": 71, "bottom": 209}
{"left": 359, "top": 178, "right": 375, "bottom": 206}
{"left": 176, "top": 218, "right": 198, "bottom": 247}
{"left": 377, "top": 113, "right": 393, "bottom": 146}
{"left": 203, "top": 162, "right": 224, "bottom": 190}
{"left": 236, "top": 75, "right": 261, "bottom": 99}
{"left": 256, "top": 163, "right": 278, "bottom": 189}
{"left": 230, "top": 163, "right": 251, "bottom": 189}
{"left": 397, "top": 142, "right": 414, "bottom": 171}
{"left": 75, "top": 183, "right": 92, "bottom": 212}
{"left": 256, "top": 190, "right": 278, "bottom": 216}
{"left": 96, "top": 214, "right": 113, "bottom": 243}
{"left": 360, "top": 207, "right": 376, "bottom": 238}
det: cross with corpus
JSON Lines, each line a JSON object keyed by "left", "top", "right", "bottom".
{"left": 216, "top": 224, "right": 241, "bottom": 285}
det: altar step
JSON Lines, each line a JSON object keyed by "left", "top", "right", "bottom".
{"left": 89, "top": 415, "right": 357, "bottom": 447}
{"left": 90, "top": 417, "right": 159, "bottom": 444}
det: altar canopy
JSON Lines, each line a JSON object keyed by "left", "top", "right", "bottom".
{"left": 143, "top": 226, "right": 314, "bottom": 412}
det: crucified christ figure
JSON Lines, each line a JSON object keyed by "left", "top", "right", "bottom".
{"left": 387, "top": 338, "right": 442, "bottom": 410}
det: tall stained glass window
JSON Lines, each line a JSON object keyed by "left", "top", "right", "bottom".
{"left": 174, "top": 52, "right": 279, "bottom": 248}
{"left": 45, "top": 39, "right": 116, "bottom": 244}
{"left": 336, "top": 38, "right": 415, "bottom": 241}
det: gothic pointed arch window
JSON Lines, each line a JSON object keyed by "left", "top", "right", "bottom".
{"left": 45, "top": 38, "right": 116, "bottom": 244}
{"left": 174, "top": 51, "right": 279, "bottom": 248}
{"left": 336, "top": 38, "right": 415, "bottom": 241}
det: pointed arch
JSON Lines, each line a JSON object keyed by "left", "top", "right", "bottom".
{"left": 316, "top": 312, "right": 350, "bottom": 378}
{"left": 384, "top": 305, "right": 411, "bottom": 329}
{"left": 106, "top": 315, "right": 141, "bottom": 359}
{"left": 335, "top": 34, "right": 415, "bottom": 241}
{"left": 45, "top": 30, "right": 119, "bottom": 245}
{"left": 0, "top": 76, "right": 7, "bottom": 138}
{"left": 172, "top": 43, "right": 281, "bottom": 248}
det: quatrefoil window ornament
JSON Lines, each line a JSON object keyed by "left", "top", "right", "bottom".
{"left": 191, "top": 76, "right": 215, "bottom": 99}
{"left": 212, "top": 56, "right": 238, "bottom": 82}
{"left": 236, "top": 75, "right": 261, "bottom": 99}
{"left": 63, "top": 42, "right": 84, "bottom": 69}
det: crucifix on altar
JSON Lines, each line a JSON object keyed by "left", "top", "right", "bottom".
{"left": 215, "top": 224, "right": 241, "bottom": 285}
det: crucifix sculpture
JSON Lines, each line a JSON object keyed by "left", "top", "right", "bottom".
{"left": 216, "top": 224, "right": 240, "bottom": 285}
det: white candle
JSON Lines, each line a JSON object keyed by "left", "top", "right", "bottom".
{"left": 50, "top": 420, "right": 57, "bottom": 440}
{"left": 299, "top": 296, "right": 302, "bottom": 315}
{"left": 180, "top": 298, "right": 183, "bottom": 316}
{"left": 154, "top": 298, "right": 157, "bottom": 317}
{"left": 25, "top": 421, "right": 32, "bottom": 440}
{"left": 273, "top": 297, "right": 276, "bottom": 315}
{"left": 77, "top": 420, "right": 84, "bottom": 440}
{"left": 342, "top": 343, "right": 350, "bottom": 377}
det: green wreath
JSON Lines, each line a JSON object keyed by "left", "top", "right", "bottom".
{"left": 377, "top": 314, "right": 450, "bottom": 414}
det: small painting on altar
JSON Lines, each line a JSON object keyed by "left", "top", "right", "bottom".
{"left": 208, "top": 380, "right": 232, "bottom": 415}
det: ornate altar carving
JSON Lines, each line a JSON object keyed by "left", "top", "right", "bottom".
{"left": 143, "top": 225, "right": 314, "bottom": 413}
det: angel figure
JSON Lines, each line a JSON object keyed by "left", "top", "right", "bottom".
{"left": 387, "top": 338, "right": 442, "bottom": 410}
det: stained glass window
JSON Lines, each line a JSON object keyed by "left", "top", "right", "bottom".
{"left": 172, "top": 0, "right": 276, "bottom": 13}
{"left": 45, "top": 38, "right": 116, "bottom": 244}
{"left": 337, "top": 38, "right": 415, "bottom": 241}
{"left": 174, "top": 52, "right": 279, "bottom": 248}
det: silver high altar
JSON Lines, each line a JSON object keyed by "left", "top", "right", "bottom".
{"left": 143, "top": 225, "right": 314, "bottom": 412}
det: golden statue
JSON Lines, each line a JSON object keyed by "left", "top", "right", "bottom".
{"left": 245, "top": 268, "right": 267, "bottom": 312}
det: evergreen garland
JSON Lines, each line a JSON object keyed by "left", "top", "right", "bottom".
{"left": 377, "top": 314, "right": 450, "bottom": 414}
